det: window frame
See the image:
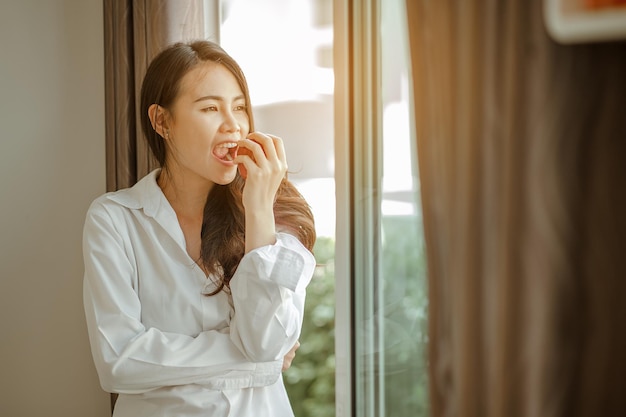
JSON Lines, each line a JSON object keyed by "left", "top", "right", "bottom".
{"left": 334, "top": 1, "right": 384, "bottom": 416}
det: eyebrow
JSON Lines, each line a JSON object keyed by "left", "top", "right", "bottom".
{"left": 193, "top": 94, "right": 246, "bottom": 103}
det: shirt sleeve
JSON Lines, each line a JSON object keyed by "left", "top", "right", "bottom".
{"left": 228, "top": 232, "right": 317, "bottom": 363}
{"left": 82, "top": 200, "right": 282, "bottom": 395}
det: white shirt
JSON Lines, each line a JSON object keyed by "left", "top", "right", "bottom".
{"left": 82, "top": 169, "right": 316, "bottom": 417}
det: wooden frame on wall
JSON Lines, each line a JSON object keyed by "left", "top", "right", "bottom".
{"left": 544, "top": 0, "right": 626, "bottom": 43}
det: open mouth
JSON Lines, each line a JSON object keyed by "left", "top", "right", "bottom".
{"left": 213, "top": 142, "right": 238, "bottom": 162}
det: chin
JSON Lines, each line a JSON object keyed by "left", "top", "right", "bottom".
{"left": 213, "top": 171, "right": 237, "bottom": 186}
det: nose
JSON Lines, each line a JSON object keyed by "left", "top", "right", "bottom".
{"left": 220, "top": 110, "right": 241, "bottom": 133}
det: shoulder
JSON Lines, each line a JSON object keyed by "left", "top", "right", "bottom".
{"left": 85, "top": 191, "right": 128, "bottom": 224}
{"left": 86, "top": 169, "right": 161, "bottom": 219}
{"left": 83, "top": 191, "right": 135, "bottom": 240}
{"left": 82, "top": 181, "right": 149, "bottom": 245}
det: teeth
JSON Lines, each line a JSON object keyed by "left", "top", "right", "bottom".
{"left": 214, "top": 142, "right": 237, "bottom": 161}
{"left": 216, "top": 142, "right": 238, "bottom": 148}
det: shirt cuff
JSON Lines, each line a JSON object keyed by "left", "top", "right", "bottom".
{"left": 237, "top": 232, "right": 316, "bottom": 293}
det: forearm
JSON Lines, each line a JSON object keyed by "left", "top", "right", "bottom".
{"left": 244, "top": 204, "right": 276, "bottom": 253}
{"left": 84, "top": 276, "right": 282, "bottom": 394}
{"left": 83, "top": 203, "right": 283, "bottom": 394}
{"left": 229, "top": 233, "right": 316, "bottom": 362}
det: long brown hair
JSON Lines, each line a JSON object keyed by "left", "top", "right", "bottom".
{"left": 140, "top": 40, "right": 316, "bottom": 295}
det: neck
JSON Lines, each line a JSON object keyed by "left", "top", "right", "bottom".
{"left": 157, "top": 167, "right": 212, "bottom": 220}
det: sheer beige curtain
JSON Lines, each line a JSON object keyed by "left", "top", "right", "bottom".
{"left": 406, "top": 1, "right": 626, "bottom": 417}
{"left": 104, "top": 0, "right": 206, "bottom": 192}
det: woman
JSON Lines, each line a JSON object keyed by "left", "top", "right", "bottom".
{"left": 82, "top": 40, "right": 316, "bottom": 417}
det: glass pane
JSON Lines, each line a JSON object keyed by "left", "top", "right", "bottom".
{"left": 221, "top": 1, "right": 336, "bottom": 417}
{"left": 380, "top": 0, "right": 429, "bottom": 415}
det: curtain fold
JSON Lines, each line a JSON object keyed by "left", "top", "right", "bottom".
{"left": 406, "top": 1, "right": 626, "bottom": 417}
{"left": 102, "top": 1, "right": 206, "bottom": 413}
{"left": 104, "top": 0, "right": 205, "bottom": 192}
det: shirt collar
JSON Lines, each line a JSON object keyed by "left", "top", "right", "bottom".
{"left": 106, "top": 169, "right": 163, "bottom": 217}
{"left": 106, "top": 169, "right": 186, "bottom": 249}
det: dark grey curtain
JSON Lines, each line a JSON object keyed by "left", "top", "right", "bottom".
{"left": 104, "top": 0, "right": 206, "bottom": 192}
{"left": 102, "top": 1, "right": 206, "bottom": 412}
{"left": 406, "top": 1, "right": 626, "bottom": 416}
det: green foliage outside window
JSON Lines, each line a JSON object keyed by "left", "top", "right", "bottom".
{"left": 285, "top": 213, "right": 428, "bottom": 417}
{"left": 285, "top": 236, "right": 337, "bottom": 417}
{"left": 380, "top": 214, "right": 429, "bottom": 416}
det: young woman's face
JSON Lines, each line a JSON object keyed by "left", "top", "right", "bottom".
{"left": 165, "top": 62, "right": 250, "bottom": 186}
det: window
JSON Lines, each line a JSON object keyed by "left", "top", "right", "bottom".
{"left": 221, "top": 0, "right": 427, "bottom": 416}
{"left": 221, "top": 1, "right": 336, "bottom": 416}
{"left": 378, "top": 0, "right": 428, "bottom": 414}
{"left": 335, "top": 0, "right": 428, "bottom": 416}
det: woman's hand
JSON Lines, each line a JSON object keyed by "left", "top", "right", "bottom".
{"left": 235, "top": 132, "right": 288, "bottom": 253}
{"left": 236, "top": 132, "right": 287, "bottom": 204}
{"left": 282, "top": 340, "right": 301, "bottom": 371}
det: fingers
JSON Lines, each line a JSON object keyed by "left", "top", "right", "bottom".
{"left": 282, "top": 356, "right": 292, "bottom": 371}
{"left": 239, "top": 132, "right": 286, "bottom": 164}
{"left": 265, "top": 133, "right": 286, "bottom": 165}
{"left": 282, "top": 340, "right": 301, "bottom": 371}
{"left": 235, "top": 132, "right": 287, "bottom": 179}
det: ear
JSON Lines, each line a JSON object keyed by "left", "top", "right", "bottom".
{"left": 148, "top": 104, "right": 170, "bottom": 139}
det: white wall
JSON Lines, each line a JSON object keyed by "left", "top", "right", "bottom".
{"left": 0, "top": 1, "right": 109, "bottom": 415}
